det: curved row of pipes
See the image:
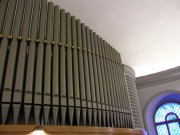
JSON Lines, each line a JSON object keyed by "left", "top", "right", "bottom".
{"left": 0, "top": 0, "right": 132, "bottom": 128}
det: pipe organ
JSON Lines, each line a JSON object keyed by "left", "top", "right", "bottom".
{"left": 0, "top": 0, "right": 143, "bottom": 129}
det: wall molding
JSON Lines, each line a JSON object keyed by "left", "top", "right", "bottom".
{"left": 136, "top": 66, "right": 180, "bottom": 89}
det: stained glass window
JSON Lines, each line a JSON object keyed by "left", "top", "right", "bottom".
{"left": 154, "top": 102, "right": 180, "bottom": 135}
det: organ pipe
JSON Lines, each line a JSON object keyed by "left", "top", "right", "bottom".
{"left": 52, "top": 5, "right": 60, "bottom": 125}
{"left": 66, "top": 12, "right": 74, "bottom": 126}
{"left": 94, "top": 33, "right": 104, "bottom": 127}
{"left": 101, "top": 40, "right": 111, "bottom": 127}
{"left": 41, "top": 2, "right": 53, "bottom": 124}
{"left": 81, "top": 23, "right": 92, "bottom": 126}
{"left": 14, "top": 0, "right": 33, "bottom": 125}
{"left": 98, "top": 37, "right": 109, "bottom": 127}
{"left": 77, "top": 20, "right": 87, "bottom": 126}
{"left": 0, "top": 0, "right": 20, "bottom": 124}
{"left": 86, "top": 27, "right": 97, "bottom": 126}
{"left": 59, "top": 9, "right": 67, "bottom": 126}
{"left": 0, "top": 0, "right": 136, "bottom": 129}
{"left": 72, "top": 16, "right": 81, "bottom": 125}
{"left": 90, "top": 30, "right": 101, "bottom": 126}
{"left": 24, "top": 0, "right": 41, "bottom": 124}
{"left": 34, "top": 0, "right": 47, "bottom": 125}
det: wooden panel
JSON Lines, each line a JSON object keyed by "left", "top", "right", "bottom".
{"left": 0, "top": 125, "right": 146, "bottom": 135}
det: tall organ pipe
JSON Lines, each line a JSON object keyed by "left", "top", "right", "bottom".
{"left": 113, "top": 49, "right": 124, "bottom": 128}
{"left": 108, "top": 45, "right": 120, "bottom": 127}
{"left": 94, "top": 34, "right": 105, "bottom": 127}
{"left": 104, "top": 42, "right": 117, "bottom": 127}
{"left": 90, "top": 30, "right": 101, "bottom": 126}
{"left": 66, "top": 12, "right": 74, "bottom": 126}
{"left": 110, "top": 47, "right": 119, "bottom": 127}
{"left": 0, "top": 0, "right": 18, "bottom": 124}
{"left": 115, "top": 51, "right": 127, "bottom": 128}
{"left": 81, "top": 24, "right": 92, "bottom": 126}
{"left": 101, "top": 40, "right": 111, "bottom": 127}
{"left": 59, "top": 9, "right": 67, "bottom": 125}
{"left": 14, "top": 0, "right": 33, "bottom": 125}
{"left": 71, "top": 16, "right": 81, "bottom": 126}
{"left": 0, "top": 0, "right": 17, "bottom": 95}
{"left": 33, "top": 0, "right": 47, "bottom": 125}
{"left": 111, "top": 47, "right": 122, "bottom": 127}
{"left": 3, "top": 0, "right": 26, "bottom": 124}
{"left": 86, "top": 27, "right": 97, "bottom": 126}
{"left": 43, "top": 1, "right": 53, "bottom": 125}
{"left": 24, "top": 0, "right": 41, "bottom": 124}
{"left": 98, "top": 37, "right": 109, "bottom": 127}
{"left": 76, "top": 20, "right": 87, "bottom": 126}
{"left": 90, "top": 31, "right": 101, "bottom": 126}
{"left": 52, "top": 5, "right": 60, "bottom": 125}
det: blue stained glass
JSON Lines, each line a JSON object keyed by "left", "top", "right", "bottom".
{"left": 156, "top": 124, "right": 169, "bottom": 135}
{"left": 155, "top": 102, "right": 180, "bottom": 123}
{"left": 168, "top": 122, "right": 180, "bottom": 135}
{"left": 166, "top": 114, "right": 177, "bottom": 121}
{"left": 155, "top": 102, "right": 180, "bottom": 135}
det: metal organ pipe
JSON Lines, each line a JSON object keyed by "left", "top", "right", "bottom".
{"left": 81, "top": 23, "right": 92, "bottom": 126}
{"left": 0, "top": 0, "right": 20, "bottom": 124}
{"left": 24, "top": 0, "right": 41, "bottom": 124}
{"left": 43, "top": 1, "right": 53, "bottom": 125}
{"left": 52, "top": 5, "right": 60, "bottom": 125}
{"left": 34, "top": 0, "right": 47, "bottom": 125}
{"left": 76, "top": 20, "right": 87, "bottom": 126}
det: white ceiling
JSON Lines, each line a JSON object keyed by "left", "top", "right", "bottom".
{"left": 51, "top": 0, "right": 180, "bottom": 77}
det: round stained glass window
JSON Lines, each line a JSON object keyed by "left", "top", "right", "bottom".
{"left": 154, "top": 102, "right": 180, "bottom": 135}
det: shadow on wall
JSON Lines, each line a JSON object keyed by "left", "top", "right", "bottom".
{"left": 145, "top": 91, "right": 180, "bottom": 135}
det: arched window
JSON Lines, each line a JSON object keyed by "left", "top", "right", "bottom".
{"left": 154, "top": 102, "right": 180, "bottom": 135}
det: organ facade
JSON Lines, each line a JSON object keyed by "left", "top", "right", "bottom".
{"left": 0, "top": 0, "right": 144, "bottom": 131}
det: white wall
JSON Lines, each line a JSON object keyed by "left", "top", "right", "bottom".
{"left": 136, "top": 67, "right": 180, "bottom": 135}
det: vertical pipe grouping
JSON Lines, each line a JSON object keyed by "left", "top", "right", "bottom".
{"left": 1, "top": 0, "right": 25, "bottom": 124}
{"left": 98, "top": 37, "right": 109, "bottom": 127}
{"left": 33, "top": 0, "right": 47, "bottom": 125}
{"left": 0, "top": 0, "right": 134, "bottom": 128}
{"left": 24, "top": 0, "right": 41, "bottom": 124}
{"left": 14, "top": 0, "right": 33, "bottom": 125}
